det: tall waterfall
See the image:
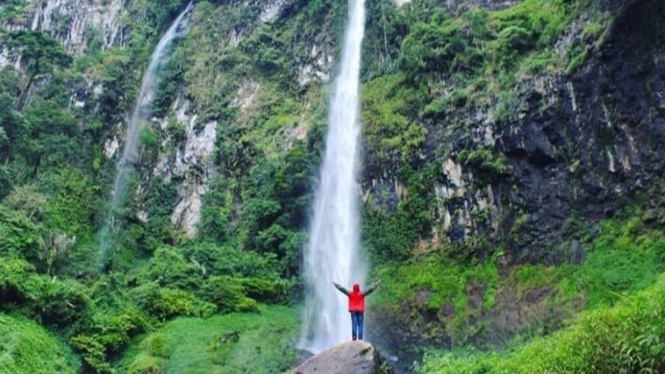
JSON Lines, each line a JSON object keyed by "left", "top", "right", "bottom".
{"left": 98, "top": 2, "right": 194, "bottom": 261}
{"left": 300, "top": 0, "right": 367, "bottom": 353}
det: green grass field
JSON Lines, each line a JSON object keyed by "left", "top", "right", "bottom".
{"left": 119, "top": 304, "right": 300, "bottom": 374}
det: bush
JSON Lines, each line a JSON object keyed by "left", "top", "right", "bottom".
{"left": 400, "top": 18, "right": 474, "bottom": 77}
{"left": 198, "top": 276, "right": 258, "bottom": 313}
{"left": 181, "top": 241, "right": 280, "bottom": 280}
{"left": 457, "top": 148, "right": 511, "bottom": 181}
{"left": 70, "top": 335, "right": 112, "bottom": 373}
{"left": 0, "top": 165, "right": 13, "bottom": 200}
{"left": 33, "top": 278, "right": 89, "bottom": 328}
{"left": 0, "top": 206, "right": 40, "bottom": 259}
{"left": 3, "top": 184, "right": 49, "bottom": 222}
{"left": 494, "top": 26, "right": 535, "bottom": 65}
{"left": 128, "top": 354, "right": 165, "bottom": 374}
{"left": 140, "top": 334, "right": 169, "bottom": 358}
{"left": 119, "top": 305, "right": 299, "bottom": 374}
{"left": 46, "top": 168, "right": 99, "bottom": 240}
{"left": 147, "top": 247, "right": 203, "bottom": 290}
{"left": 132, "top": 284, "right": 195, "bottom": 321}
{"left": 0, "top": 257, "right": 36, "bottom": 304}
{"left": 71, "top": 308, "right": 151, "bottom": 373}
{"left": 140, "top": 126, "right": 158, "bottom": 148}
{"left": 241, "top": 277, "right": 286, "bottom": 303}
{"left": 0, "top": 257, "right": 89, "bottom": 327}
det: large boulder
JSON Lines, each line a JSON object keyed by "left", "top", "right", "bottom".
{"left": 288, "top": 341, "right": 393, "bottom": 374}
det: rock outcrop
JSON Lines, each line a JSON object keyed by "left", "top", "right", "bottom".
{"left": 364, "top": 0, "right": 665, "bottom": 364}
{"left": 288, "top": 341, "right": 393, "bottom": 374}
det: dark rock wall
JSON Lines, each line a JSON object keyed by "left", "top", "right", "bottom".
{"left": 494, "top": 0, "right": 665, "bottom": 263}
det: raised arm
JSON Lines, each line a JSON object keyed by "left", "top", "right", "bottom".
{"left": 363, "top": 281, "right": 381, "bottom": 297}
{"left": 333, "top": 282, "right": 350, "bottom": 296}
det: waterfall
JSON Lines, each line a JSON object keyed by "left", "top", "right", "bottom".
{"left": 98, "top": 2, "right": 194, "bottom": 262}
{"left": 300, "top": 0, "right": 367, "bottom": 353}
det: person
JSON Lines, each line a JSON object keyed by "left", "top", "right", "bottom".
{"left": 333, "top": 280, "right": 381, "bottom": 341}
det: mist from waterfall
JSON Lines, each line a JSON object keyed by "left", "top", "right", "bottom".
{"left": 300, "top": 0, "right": 367, "bottom": 353}
{"left": 98, "top": 2, "right": 194, "bottom": 263}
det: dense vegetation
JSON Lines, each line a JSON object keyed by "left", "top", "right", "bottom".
{"left": 0, "top": 0, "right": 315, "bottom": 371}
{"left": 119, "top": 305, "right": 299, "bottom": 374}
{"left": 0, "top": 0, "right": 663, "bottom": 373}
{"left": 421, "top": 273, "right": 665, "bottom": 373}
{"left": 0, "top": 313, "right": 79, "bottom": 374}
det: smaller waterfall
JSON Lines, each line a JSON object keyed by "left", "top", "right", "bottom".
{"left": 98, "top": 2, "right": 194, "bottom": 262}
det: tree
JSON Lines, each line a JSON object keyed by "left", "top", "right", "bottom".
{"left": 5, "top": 31, "right": 71, "bottom": 110}
{"left": 0, "top": 166, "right": 12, "bottom": 200}
{"left": 0, "top": 92, "right": 24, "bottom": 162}
{"left": 21, "top": 100, "right": 77, "bottom": 169}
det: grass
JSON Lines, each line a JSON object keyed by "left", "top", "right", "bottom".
{"left": 119, "top": 304, "right": 300, "bottom": 374}
{"left": 421, "top": 273, "right": 665, "bottom": 373}
{"left": 0, "top": 313, "right": 80, "bottom": 374}
{"left": 372, "top": 255, "right": 499, "bottom": 320}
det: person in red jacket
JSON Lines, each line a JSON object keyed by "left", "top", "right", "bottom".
{"left": 333, "top": 280, "right": 381, "bottom": 341}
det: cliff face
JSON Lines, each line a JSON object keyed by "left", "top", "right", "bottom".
{"left": 494, "top": 0, "right": 665, "bottom": 263}
{"left": 0, "top": 0, "right": 124, "bottom": 56}
{"left": 410, "top": 0, "right": 665, "bottom": 265}
{"left": 6, "top": 0, "right": 661, "bottom": 248}
{"left": 358, "top": 0, "right": 664, "bottom": 261}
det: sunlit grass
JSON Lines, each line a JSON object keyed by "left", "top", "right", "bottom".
{"left": 119, "top": 304, "right": 299, "bottom": 374}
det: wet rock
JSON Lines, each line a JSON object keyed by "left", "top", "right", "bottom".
{"left": 642, "top": 209, "right": 658, "bottom": 223}
{"left": 569, "top": 239, "right": 586, "bottom": 265}
{"left": 295, "top": 349, "right": 315, "bottom": 367}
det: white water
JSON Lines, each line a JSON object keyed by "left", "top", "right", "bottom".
{"left": 99, "top": 2, "right": 194, "bottom": 261}
{"left": 300, "top": 0, "right": 367, "bottom": 353}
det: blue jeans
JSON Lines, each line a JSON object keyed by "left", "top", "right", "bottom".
{"left": 351, "top": 312, "right": 364, "bottom": 340}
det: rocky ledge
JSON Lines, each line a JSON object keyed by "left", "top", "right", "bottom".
{"left": 287, "top": 341, "right": 394, "bottom": 374}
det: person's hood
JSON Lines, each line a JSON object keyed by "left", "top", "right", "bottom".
{"left": 353, "top": 283, "right": 360, "bottom": 293}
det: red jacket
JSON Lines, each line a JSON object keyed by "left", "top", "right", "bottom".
{"left": 334, "top": 283, "right": 378, "bottom": 313}
{"left": 348, "top": 284, "right": 365, "bottom": 312}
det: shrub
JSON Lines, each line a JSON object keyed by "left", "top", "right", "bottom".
{"left": 140, "top": 334, "right": 169, "bottom": 358}
{"left": 147, "top": 247, "right": 202, "bottom": 290}
{"left": 33, "top": 278, "right": 89, "bottom": 328}
{"left": 198, "top": 276, "right": 258, "bottom": 313}
{"left": 0, "top": 206, "right": 40, "bottom": 259}
{"left": 140, "top": 126, "right": 158, "bottom": 148}
{"left": 457, "top": 148, "right": 511, "bottom": 183}
{"left": 132, "top": 284, "right": 195, "bottom": 321}
{"left": 494, "top": 26, "right": 535, "bottom": 64}
{"left": 71, "top": 308, "right": 151, "bottom": 372}
{"left": 0, "top": 257, "right": 88, "bottom": 327}
{"left": 46, "top": 168, "right": 99, "bottom": 240}
{"left": 0, "top": 257, "right": 36, "bottom": 304}
{"left": 446, "top": 89, "right": 469, "bottom": 108}
{"left": 70, "top": 335, "right": 112, "bottom": 374}
{"left": 128, "top": 354, "right": 165, "bottom": 374}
